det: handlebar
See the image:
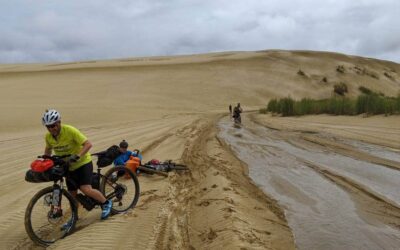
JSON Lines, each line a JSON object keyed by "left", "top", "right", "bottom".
{"left": 38, "top": 154, "right": 71, "bottom": 160}
{"left": 37, "top": 155, "right": 71, "bottom": 172}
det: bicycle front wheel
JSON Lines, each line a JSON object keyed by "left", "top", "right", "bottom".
{"left": 100, "top": 166, "right": 140, "bottom": 214}
{"left": 24, "top": 186, "right": 78, "bottom": 247}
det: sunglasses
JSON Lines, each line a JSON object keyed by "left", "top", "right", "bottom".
{"left": 46, "top": 124, "right": 57, "bottom": 129}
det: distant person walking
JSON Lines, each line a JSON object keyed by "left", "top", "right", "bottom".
{"left": 229, "top": 104, "right": 232, "bottom": 115}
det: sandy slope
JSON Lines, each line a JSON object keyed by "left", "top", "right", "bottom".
{"left": 0, "top": 50, "right": 399, "bottom": 249}
{"left": 1, "top": 50, "right": 399, "bottom": 134}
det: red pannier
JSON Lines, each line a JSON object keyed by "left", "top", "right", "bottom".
{"left": 30, "top": 159, "right": 54, "bottom": 172}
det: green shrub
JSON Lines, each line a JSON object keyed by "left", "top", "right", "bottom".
{"left": 297, "top": 69, "right": 306, "bottom": 76}
{"left": 336, "top": 65, "right": 345, "bottom": 73}
{"left": 355, "top": 94, "right": 398, "bottom": 115}
{"left": 396, "top": 94, "right": 400, "bottom": 112}
{"left": 333, "top": 82, "right": 348, "bottom": 96}
{"left": 295, "top": 98, "right": 313, "bottom": 115}
{"left": 280, "top": 97, "right": 295, "bottom": 116}
{"left": 358, "top": 86, "right": 373, "bottom": 95}
{"left": 267, "top": 99, "right": 279, "bottom": 113}
{"left": 264, "top": 93, "right": 400, "bottom": 117}
{"left": 322, "top": 97, "right": 350, "bottom": 115}
{"left": 260, "top": 87, "right": 400, "bottom": 116}
{"left": 384, "top": 72, "right": 394, "bottom": 80}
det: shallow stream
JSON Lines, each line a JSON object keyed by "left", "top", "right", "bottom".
{"left": 218, "top": 116, "right": 400, "bottom": 250}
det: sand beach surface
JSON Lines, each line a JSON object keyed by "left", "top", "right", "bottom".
{"left": 0, "top": 50, "right": 399, "bottom": 249}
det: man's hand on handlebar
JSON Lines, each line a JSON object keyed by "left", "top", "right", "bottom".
{"left": 69, "top": 154, "right": 80, "bottom": 163}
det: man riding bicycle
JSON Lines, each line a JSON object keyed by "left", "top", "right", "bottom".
{"left": 42, "top": 109, "right": 112, "bottom": 221}
{"left": 232, "top": 103, "right": 243, "bottom": 123}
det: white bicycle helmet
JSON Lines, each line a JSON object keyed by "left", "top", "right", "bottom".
{"left": 42, "top": 109, "right": 61, "bottom": 125}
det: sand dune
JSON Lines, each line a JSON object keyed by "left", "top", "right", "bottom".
{"left": 0, "top": 50, "right": 399, "bottom": 249}
{"left": 1, "top": 50, "right": 399, "bottom": 134}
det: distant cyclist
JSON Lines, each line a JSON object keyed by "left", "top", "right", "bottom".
{"left": 232, "top": 103, "right": 243, "bottom": 123}
{"left": 42, "top": 109, "right": 112, "bottom": 221}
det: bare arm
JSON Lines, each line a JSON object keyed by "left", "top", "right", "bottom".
{"left": 78, "top": 140, "right": 92, "bottom": 157}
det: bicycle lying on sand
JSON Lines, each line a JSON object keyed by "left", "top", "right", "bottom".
{"left": 138, "top": 159, "right": 190, "bottom": 177}
{"left": 127, "top": 149, "right": 190, "bottom": 177}
{"left": 24, "top": 153, "right": 140, "bottom": 246}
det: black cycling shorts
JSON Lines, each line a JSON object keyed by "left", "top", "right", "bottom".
{"left": 66, "top": 161, "right": 93, "bottom": 191}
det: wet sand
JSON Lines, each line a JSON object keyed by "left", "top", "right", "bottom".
{"left": 218, "top": 113, "right": 400, "bottom": 249}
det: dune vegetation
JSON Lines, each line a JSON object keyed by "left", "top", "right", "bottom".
{"left": 262, "top": 86, "right": 400, "bottom": 116}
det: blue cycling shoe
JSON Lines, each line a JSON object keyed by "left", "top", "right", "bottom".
{"left": 101, "top": 200, "right": 113, "bottom": 220}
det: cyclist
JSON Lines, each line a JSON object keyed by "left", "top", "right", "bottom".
{"left": 232, "top": 103, "right": 243, "bottom": 123}
{"left": 113, "top": 140, "right": 143, "bottom": 166}
{"left": 42, "top": 109, "right": 112, "bottom": 221}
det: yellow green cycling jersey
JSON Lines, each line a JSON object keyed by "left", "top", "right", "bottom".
{"left": 45, "top": 124, "right": 92, "bottom": 171}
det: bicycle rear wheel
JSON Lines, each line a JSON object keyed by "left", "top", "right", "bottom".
{"left": 25, "top": 186, "right": 78, "bottom": 247}
{"left": 100, "top": 166, "right": 140, "bottom": 214}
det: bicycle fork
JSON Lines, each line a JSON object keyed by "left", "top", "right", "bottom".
{"left": 49, "top": 183, "right": 63, "bottom": 219}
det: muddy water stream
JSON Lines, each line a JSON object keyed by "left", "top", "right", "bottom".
{"left": 332, "top": 136, "right": 400, "bottom": 162}
{"left": 218, "top": 116, "right": 400, "bottom": 250}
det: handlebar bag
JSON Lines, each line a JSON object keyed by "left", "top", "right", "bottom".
{"left": 30, "top": 159, "right": 54, "bottom": 172}
{"left": 26, "top": 160, "right": 66, "bottom": 183}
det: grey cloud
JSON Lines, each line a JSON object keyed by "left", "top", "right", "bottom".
{"left": 234, "top": 21, "right": 260, "bottom": 33}
{"left": 0, "top": 0, "right": 399, "bottom": 63}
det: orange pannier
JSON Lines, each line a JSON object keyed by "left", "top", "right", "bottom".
{"left": 125, "top": 156, "right": 140, "bottom": 178}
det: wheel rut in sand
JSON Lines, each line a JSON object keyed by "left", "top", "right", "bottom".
{"left": 179, "top": 115, "right": 295, "bottom": 250}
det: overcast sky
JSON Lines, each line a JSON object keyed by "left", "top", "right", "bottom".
{"left": 1, "top": 0, "right": 399, "bottom": 63}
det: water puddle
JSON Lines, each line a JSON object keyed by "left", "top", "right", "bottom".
{"left": 218, "top": 116, "right": 400, "bottom": 250}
